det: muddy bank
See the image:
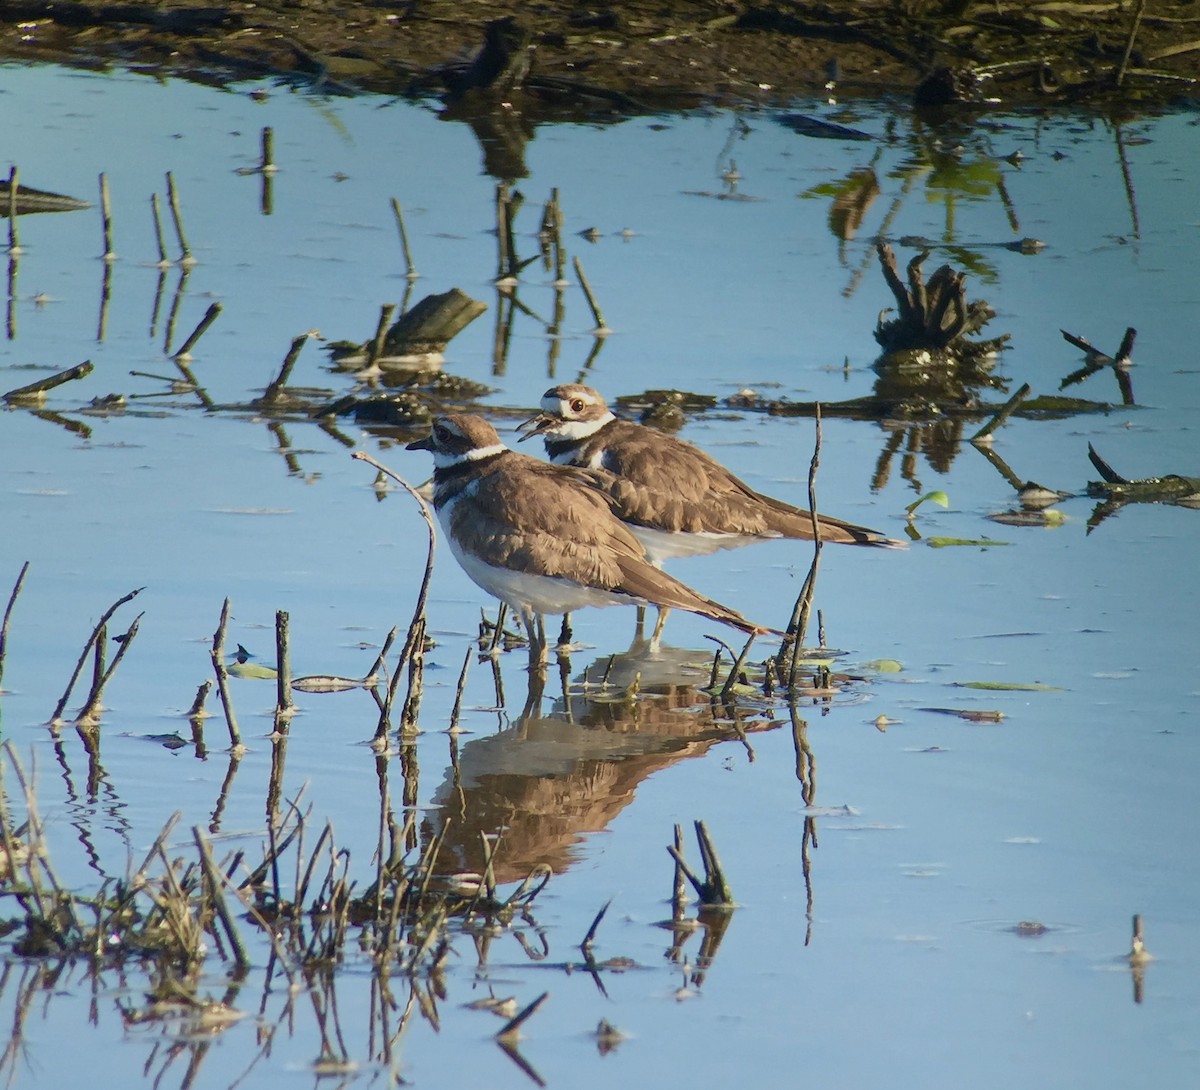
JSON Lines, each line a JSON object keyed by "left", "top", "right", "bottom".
{"left": 1, "top": 1, "right": 1197, "bottom": 112}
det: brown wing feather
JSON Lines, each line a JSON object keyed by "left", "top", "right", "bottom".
{"left": 449, "top": 454, "right": 645, "bottom": 589}
{"left": 594, "top": 420, "right": 895, "bottom": 546}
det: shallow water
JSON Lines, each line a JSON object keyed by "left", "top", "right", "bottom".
{"left": 0, "top": 65, "right": 1198, "bottom": 1087}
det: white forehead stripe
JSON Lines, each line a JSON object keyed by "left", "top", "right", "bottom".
{"left": 432, "top": 441, "right": 506, "bottom": 468}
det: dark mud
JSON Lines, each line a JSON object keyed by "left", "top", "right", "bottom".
{"left": 2, "top": 1, "right": 1197, "bottom": 112}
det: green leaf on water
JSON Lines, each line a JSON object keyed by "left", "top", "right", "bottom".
{"left": 228, "top": 662, "right": 278, "bottom": 680}
{"left": 905, "top": 490, "right": 950, "bottom": 516}
{"left": 954, "top": 680, "right": 1062, "bottom": 692}
{"left": 864, "top": 659, "right": 904, "bottom": 673}
{"left": 926, "top": 537, "right": 1011, "bottom": 548}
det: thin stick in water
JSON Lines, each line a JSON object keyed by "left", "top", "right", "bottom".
{"left": 7, "top": 167, "right": 19, "bottom": 255}
{"left": 275, "top": 609, "right": 294, "bottom": 721}
{"left": 572, "top": 255, "right": 608, "bottom": 333}
{"left": 448, "top": 645, "right": 471, "bottom": 732}
{"left": 172, "top": 301, "right": 222, "bottom": 361}
{"left": 390, "top": 198, "right": 418, "bottom": 280}
{"left": 0, "top": 560, "right": 29, "bottom": 692}
{"left": 366, "top": 303, "right": 396, "bottom": 370}
{"left": 165, "top": 171, "right": 194, "bottom": 266}
{"left": 210, "top": 597, "right": 244, "bottom": 750}
{"left": 970, "top": 382, "right": 1031, "bottom": 445}
{"left": 76, "top": 612, "right": 143, "bottom": 726}
{"left": 49, "top": 586, "right": 143, "bottom": 724}
{"left": 150, "top": 193, "right": 171, "bottom": 268}
{"left": 352, "top": 452, "right": 436, "bottom": 741}
{"left": 262, "top": 332, "right": 310, "bottom": 404}
{"left": 98, "top": 173, "right": 115, "bottom": 261}
{"left": 192, "top": 825, "right": 250, "bottom": 972}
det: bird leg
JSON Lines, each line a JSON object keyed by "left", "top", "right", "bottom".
{"left": 522, "top": 610, "right": 548, "bottom": 670}
{"left": 649, "top": 605, "right": 671, "bottom": 650}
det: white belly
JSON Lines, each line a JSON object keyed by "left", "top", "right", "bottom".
{"left": 446, "top": 530, "right": 637, "bottom": 617}
{"left": 627, "top": 523, "right": 775, "bottom": 565}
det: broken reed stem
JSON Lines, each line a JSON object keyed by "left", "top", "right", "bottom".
{"left": 1117, "top": 0, "right": 1148, "bottom": 87}
{"left": 260, "top": 125, "right": 275, "bottom": 172}
{"left": 502, "top": 189, "right": 523, "bottom": 280}
{"left": 76, "top": 612, "right": 143, "bottom": 726}
{"left": 210, "top": 597, "right": 243, "bottom": 750}
{"left": 786, "top": 404, "right": 823, "bottom": 689}
{"left": 11, "top": 746, "right": 76, "bottom": 927}
{"left": 390, "top": 198, "right": 418, "bottom": 280}
{"left": 488, "top": 603, "right": 507, "bottom": 655}
{"left": 494, "top": 184, "right": 506, "bottom": 279}
{"left": 351, "top": 452, "right": 436, "bottom": 741}
{"left": 495, "top": 991, "right": 549, "bottom": 1041}
{"left": 969, "top": 382, "right": 1031, "bottom": 445}
{"left": 6, "top": 166, "right": 18, "bottom": 254}
{"left": 186, "top": 677, "right": 212, "bottom": 720}
{"left": 192, "top": 825, "right": 250, "bottom": 972}
{"left": 49, "top": 586, "right": 144, "bottom": 724}
{"left": 400, "top": 616, "right": 426, "bottom": 734}
{"left": 720, "top": 632, "right": 757, "bottom": 701}
{"left": 572, "top": 255, "right": 607, "bottom": 332}
{"left": 1115, "top": 326, "right": 1137, "bottom": 365}
{"left": 3, "top": 361, "right": 94, "bottom": 404}
{"left": 89, "top": 623, "right": 107, "bottom": 701}
{"left": 366, "top": 303, "right": 396, "bottom": 370}
{"left": 165, "top": 171, "right": 193, "bottom": 265}
{"left": 150, "top": 193, "right": 170, "bottom": 267}
{"left": 262, "top": 332, "right": 310, "bottom": 405}
{"left": 0, "top": 756, "right": 27, "bottom": 905}
{"left": 372, "top": 784, "right": 390, "bottom": 927}
{"left": 671, "top": 823, "right": 687, "bottom": 917}
{"left": 580, "top": 899, "right": 611, "bottom": 951}
{"left": 448, "top": 645, "right": 472, "bottom": 732}
{"left": 98, "top": 173, "right": 115, "bottom": 261}
{"left": 666, "top": 840, "right": 705, "bottom": 902}
{"left": 0, "top": 560, "right": 30, "bottom": 691}
{"left": 172, "top": 301, "right": 222, "bottom": 361}
{"left": 275, "top": 609, "right": 293, "bottom": 720}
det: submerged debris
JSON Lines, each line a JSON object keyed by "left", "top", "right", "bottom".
{"left": 874, "top": 243, "right": 1010, "bottom": 358}
{"left": 327, "top": 288, "right": 487, "bottom": 366}
{"left": 1086, "top": 442, "right": 1200, "bottom": 531}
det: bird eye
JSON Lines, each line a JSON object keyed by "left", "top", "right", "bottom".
{"left": 433, "top": 424, "right": 450, "bottom": 442}
{"left": 569, "top": 398, "right": 585, "bottom": 413}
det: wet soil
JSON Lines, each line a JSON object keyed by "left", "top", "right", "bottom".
{"left": 2, "top": 1, "right": 1197, "bottom": 113}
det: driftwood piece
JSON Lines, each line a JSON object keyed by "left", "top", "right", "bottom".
{"left": 874, "top": 244, "right": 1009, "bottom": 357}
{"left": 382, "top": 288, "right": 487, "bottom": 357}
{"left": 3, "top": 361, "right": 93, "bottom": 403}
{"left": 1086, "top": 442, "right": 1200, "bottom": 532}
{"left": 0, "top": 180, "right": 89, "bottom": 217}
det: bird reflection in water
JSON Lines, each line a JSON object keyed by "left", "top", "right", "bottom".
{"left": 422, "top": 640, "right": 774, "bottom": 879}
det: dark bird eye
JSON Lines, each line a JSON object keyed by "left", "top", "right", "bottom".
{"left": 570, "top": 398, "right": 585, "bottom": 412}
{"left": 434, "top": 424, "right": 450, "bottom": 442}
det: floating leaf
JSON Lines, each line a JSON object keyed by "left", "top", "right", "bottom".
{"left": 228, "top": 662, "right": 278, "bottom": 680}
{"left": 864, "top": 658, "right": 903, "bottom": 673}
{"left": 905, "top": 490, "right": 950, "bottom": 516}
{"left": 954, "top": 681, "right": 1061, "bottom": 692}
{"left": 926, "top": 537, "right": 1011, "bottom": 548}
{"left": 920, "top": 707, "right": 1006, "bottom": 722}
{"left": 293, "top": 674, "right": 369, "bottom": 693}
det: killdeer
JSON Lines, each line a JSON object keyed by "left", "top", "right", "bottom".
{"left": 518, "top": 384, "right": 901, "bottom": 639}
{"left": 519, "top": 384, "right": 901, "bottom": 559}
{"left": 405, "top": 414, "right": 771, "bottom": 654}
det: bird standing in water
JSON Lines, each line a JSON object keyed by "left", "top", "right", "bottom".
{"left": 406, "top": 414, "right": 773, "bottom": 657}
{"left": 519, "top": 384, "right": 901, "bottom": 640}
